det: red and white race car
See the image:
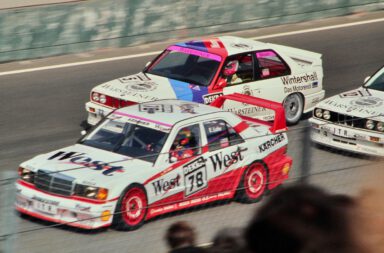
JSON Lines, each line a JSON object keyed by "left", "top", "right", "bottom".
{"left": 16, "top": 94, "right": 292, "bottom": 230}
{"left": 86, "top": 36, "right": 324, "bottom": 126}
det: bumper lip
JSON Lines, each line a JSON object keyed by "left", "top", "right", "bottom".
{"left": 309, "top": 117, "right": 384, "bottom": 157}
{"left": 16, "top": 206, "right": 111, "bottom": 230}
{"left": 15, "top": 180, "right": 118, "bottom": 230}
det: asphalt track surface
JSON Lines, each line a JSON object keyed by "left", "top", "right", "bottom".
{"left": 0, "top": 11, "right": 383, "bottom": 253}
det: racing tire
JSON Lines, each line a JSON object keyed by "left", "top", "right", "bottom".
{"left": 283, "top": 93, "right": 304, "bottom": 125}
{"left": 236, "top": 162, "right": 268, "bottom": 203}
{"left": 112, "top": 184, "right": 148, "bottom": 231}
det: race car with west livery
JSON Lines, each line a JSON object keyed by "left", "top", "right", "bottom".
{"left": 16, "top": 94, "right": 292, "bottom": 230}
{"left": 309, "top": 65, "right": 384, "bottom": 156}
{"left": 86, "top": 36, "right": 324, "bottom": 126}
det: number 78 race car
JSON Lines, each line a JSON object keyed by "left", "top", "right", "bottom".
{"left": 16, "top": 94, "right": 292, "bottom": 231}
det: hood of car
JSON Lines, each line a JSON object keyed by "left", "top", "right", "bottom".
{"left": 20, "top": 144, "right": 152, "bottom": 187}
{"left": 92, "top": 72, "right": 209, "bottom": 104}
{"left": 317, "top": 88, "right": 384, "bottom": 120}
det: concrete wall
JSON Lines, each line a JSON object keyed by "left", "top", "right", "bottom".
{"left": 0, "top": 0, "right": 383, "bottom": 62}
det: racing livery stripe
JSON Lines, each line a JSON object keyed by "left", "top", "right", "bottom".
{"left": 17, "top": 180, "right": 119, "bottom": 204}
{"left": 169, "top": 79, "right": 193, "bottom": 101}
{"left": 168, "top": 45, "right": 221, "bottom": 61}
{"left": 143, "top": 156, "right": 195, "bottom": 185}
{"left": 144, "top": 147, "right": 210, "bottom": 185}
{"left": 113, "top": 111, "right": 172, "bottom": 127}
{"left": 234, "top": 121, "right": 249, "bottom": 133}
{"left": 168, "top": 79, "right": 209, "bottom": 103}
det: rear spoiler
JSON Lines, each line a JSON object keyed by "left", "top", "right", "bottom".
{"left": 210, "top": 93, "right": 287, "bottom": 134}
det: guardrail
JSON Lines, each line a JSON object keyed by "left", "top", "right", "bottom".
{"left": 0, "top": 0, "right": 383, "bottom": 62}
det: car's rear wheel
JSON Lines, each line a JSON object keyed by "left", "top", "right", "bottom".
{"left": 113, "top": 184, "right": 147, "bottom": 231}
{"left": 283, "top": 93, "right": 303, "bottom": 125}
{"left": 236, "top": 162, "right": 267, "bottom": 203}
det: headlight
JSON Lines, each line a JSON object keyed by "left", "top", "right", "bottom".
{"left": 323, "top": 110, "right": 331, "bottom": 120}
{"left": 99, "top": 94, "right": 107, "bottom": 104}
{"left": 18, "top": 167, "right": 35, "bottom": 183}
{"left": 365, "top": 120, "right": 375, "bottom": 130}
{"left": 92, "top": 92, "right": 100, "bottom": 102}
{"left": 74, "top": 184, "right": 109, "bottom": 200}
{"left": 315, "top": 108, "right": 323, "bottom": 118}
{"left": 376, "top": 122, "right": 384, "bottom": 132}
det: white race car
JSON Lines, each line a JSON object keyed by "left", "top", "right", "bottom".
{"left": 16, "top": 94, "right": 292, "bottom": 230}
{"left": 310, "top": 66, "right": 384, "bottom": 156}
{"left": 86, "top": 36, "right": 324, "bottom": 126}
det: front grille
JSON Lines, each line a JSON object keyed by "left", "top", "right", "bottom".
{"left": 328, "top": 111, "right": 365, "bottom": 128}
{"left": 35, "top": 170, "right": 74, "bottom": 196}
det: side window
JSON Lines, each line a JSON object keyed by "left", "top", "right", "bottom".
{"left": 255, "top": 50, "right": 290, "bottom": 79}
{"left": 221, "top": 53, "right": 254, "bottom": 86}
{"left": 204, "top": 120, "right": 244, "bottom": 151}
{"left": 169, "top": 125, "right": 201, "bottom": 162}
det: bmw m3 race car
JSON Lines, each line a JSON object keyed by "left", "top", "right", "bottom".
{"left": 16, "top": 94, "right": 292, "bottom": 230}
{"left": 309, "top": 66, "right": 384, "bottom": 156}
{"left": 86, "top": 36, "right": 324, "bottom": 126}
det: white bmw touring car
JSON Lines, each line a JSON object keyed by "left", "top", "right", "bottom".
{"left": 16, "top": 94, "right": 292, "bottom": 230}
{"left": 310, "top": 66, "right": 384, "bottom": 156}
{"left": 86, "top": 36, "right": 324, "bottom": 126}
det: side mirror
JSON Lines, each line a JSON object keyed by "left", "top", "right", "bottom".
{"left": 364, "top": 76, "right": 371, "bottom": 83}
{"left": 80, "top": 130, "right": 87, "bottom": 136}
{"left": 216, "top": 77, "right": 227, "bottom": 88}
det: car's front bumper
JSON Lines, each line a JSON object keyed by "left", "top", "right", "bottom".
{"left": 309, "top": 117, "right": 384, "bottom": 156}
{"left": 85, "top": 101, "right": 114, "bottom": 126}
{"left": 15, "top": 180, "right": 117, "bottom": 229}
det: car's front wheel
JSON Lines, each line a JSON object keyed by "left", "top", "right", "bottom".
{"left": 113, "top": 184, "right": 147, "bottom": 231}
{"left": 283, "top": 93, "right": 304, "bottom": 125}
{"left": 236, "top": 162, "right": 267, "bottom": 203}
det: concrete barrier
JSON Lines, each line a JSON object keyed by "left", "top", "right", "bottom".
{"left": 0, "top": 0, "right": 383, "bottom": 62}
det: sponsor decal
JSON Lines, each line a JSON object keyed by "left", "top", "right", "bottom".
{"left": 339, "top": 89, "right": 371, "bottom": 98}
{"left": 324, "top": 100, "right": 380, "bottom": 116}
{"left": 230, "top": 43, "right": 253, "bottom": 50}
{"left": 208, "top": 126, "right": 223, "bottom": 133}
{"left": 284, "top": 83, "right": 313, "bottom": 93}
{"left": 203, "top": 92, "right": 223, "bottom": 104}
{"left": 100, "top": 83, "right": 158, "bottom": 101}
{"left": 139, "top": 104, "right": 173, "bottom": 114}
{"left": 32, "top": 196, "right": 59, "bottom": 206}
{"left": 125, "top": 82, "right": 158, "bottom": 92}
{"left": 178, "top": 103, "right": 198, "bottom": 114}
{"left": 118, "top": 73, "right": 151, "bottom": 83}
{"left": 48, "top": 151, "right": 124, "bottom": 176}
{"left": 149, "top": 191, "right": 232, "bottom": 216}
{"left": 258, "top": 134, "right": 285, "bottom": 152}
{"left": 281, "top": 72, "right": 318, "bottom": 86}
{"left": 227, "top": 106, "right": 267, "bottom": 115}
{"left": 152, "top": 174, "right": 181, "bottom": 196}
{"left": 183, "top": 157, "right": 208, "bottom": 196}
{"left": 208, "top": 147, "right": 246, "bottom": 172}
{"left": 75, "top": 204, "right": 91, "bottom": 212}
{"left": 350, "top": 97, "right": 383, "bottom": 108}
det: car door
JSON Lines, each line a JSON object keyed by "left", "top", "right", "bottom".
{"left": 201, "top": 119, "right": 247, "bottom": 195}
{"left": 222, "top": 50, "right": 290, "bottom": 119}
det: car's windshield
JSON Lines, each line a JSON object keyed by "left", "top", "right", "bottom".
{"left": 79, "top": 116, "right": 168, "bottom": 163}
{"left": 145, "top": 46, "right": 221, "bottom": 86}
{"left": 364, "top": 67, "right": 384, "bottom": 92}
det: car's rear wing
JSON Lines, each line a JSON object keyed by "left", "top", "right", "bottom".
{"left": 210, "top": 93, "right": 287, "bottom": 134}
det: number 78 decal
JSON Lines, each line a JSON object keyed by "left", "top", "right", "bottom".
{"left": 183, "top": 157, "right": 208, "bottom": 196}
